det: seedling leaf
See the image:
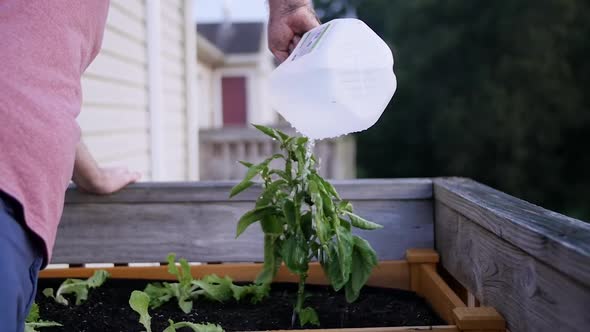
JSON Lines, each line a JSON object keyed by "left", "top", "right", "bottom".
{"left": 129, "top": 291, "right": 152, "bottom": 332}
{"left": 299, "top": 306, "right": 320, "bottom": 327}
{"left": 192, "top": 274, "right": 233, "bottom": 302}
{"left": 43, "top": 270, "right": 109, "bottom": 306}
{"left": 24, "top": 303, "right": 62, "bottom": 332}
{"left": 164, "top": 320, "right": 224, "bottom": 332}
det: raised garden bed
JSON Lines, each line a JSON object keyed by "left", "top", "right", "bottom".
{"left": 39, "top": 250, "right": 504, "bottom": 331}
{"left": 40, "top": 177, "right": 590, "bottom": 332}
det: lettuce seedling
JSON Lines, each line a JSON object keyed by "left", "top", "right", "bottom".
{"left": 144, "top": 253, "right": 195, "bottom": 313}
{"left": 231, "top": 125, "right": 382, "bottom": 327}
{"left": 163, "top": 320, "right": 224, "bottom": 332}
{"left": 43, "top": 269, "right": 109, "bottom": 306}
{"left": 25, "top": 303, "right": 62, "bottom": 332}
{"left": 129, "top": 290, "right": 224, "bottom": 332}
{"left": 129, "top": 291, "right": 153, "bottom": 332}
{"left": 144, "top": 253, "right": 269, "bottom": 314}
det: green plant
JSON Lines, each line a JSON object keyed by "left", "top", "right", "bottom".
{"left": 24, "top": 303, "right": 62, "bottom": 332}
{"left": 144, "top": 253, "right": 269, "bottom": 314}
{"left": 129, "top": 290, "right": 224, "bottom": 332}
{"left": 42, "top": 269, "right": 109, "bottom": 306}
{"left": 231, "top": 125, "right": 382, "bottom": 327}
{"left": 163, "top": 320, "right": 224, "bottom": 332}
{"left": 130, "top": 291, "right": 153, "bottom": 332}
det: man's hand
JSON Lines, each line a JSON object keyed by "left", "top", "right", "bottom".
{"left": 72, "top": 141, "right": 141, "bottom": 195}
{"left": 268, "top": 0, "right": 320, "bottom": 62}
{"left": 76, "top": 167, "right": 141, "bottom": 195}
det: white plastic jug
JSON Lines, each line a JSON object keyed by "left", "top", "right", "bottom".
{"left": 269, "top": 18, "right": 397, "bottom": 140}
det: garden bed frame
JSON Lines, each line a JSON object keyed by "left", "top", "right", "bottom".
{"left": 41, "top": 178, "right": 590, "bottom": 332}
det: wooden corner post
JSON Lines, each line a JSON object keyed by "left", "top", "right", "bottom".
{"left": 406, "top": 248, "right": 466, "bottom": 324}
{"left": 452, "top": 307, "right": 506, "bottom": 332}
{"left": 406, "top": 248, "right": 439, "bottom": 292}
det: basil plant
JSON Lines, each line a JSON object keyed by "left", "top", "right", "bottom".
{"left": 231, "top": 125, "right": 382, "bottom": 327}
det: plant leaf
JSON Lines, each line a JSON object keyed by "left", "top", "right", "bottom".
{"left": 25, "top": 321, "right": 63, "bottom": 332}
{"left": 344, "top": 211, "right": 383, "bottom": 230}
{"left": 238, "top": 161, "right": 253, "bottom": 168}
{"left": 322, "top": 243, "right": 346, "bottom": 291}
{"left": 167, "top": 253, "right": 181, "bottom": 280}
{"left": 309, "top": 180, "right": 329, "bottom": 244}
{"left": 338, "top": 201, "right": 353, "bottom": 213}
{"left": 260, "top": 215, "right": 284, "bottom": 235}
{"left": 26, "top": 303, "right": 40, "bottom": 323}
{"left": 256, "top": 235, "right": 281, "bottom": 284}
{"left": 192, "top": 274, "right": 233, "bottom": 302}
{"left": 46, "top": 270, "right": 110, "bottom": 306}
{"left": 257, "top": 179, "right": 287, "bottom": 207}
{"left": 42, "top": 288, "right": 55, "bottom": 301}
{"left": 256, "top": 235, "right": 282, "bottom": 284}
{"left": 314, "top": 174, "right": 341, "bottom": 200}
{"left": 280, "top": 235, "right": 308, "bottom": 274}
{"left": 229, "top": 180, "right": 255, "bottom": 198}
{"left": 345, "top": 236, "right": 378, "bottom": 302}
{"left": 253, "top": 124, "right": 282, "bottom": 141}
{"left": 143, "top": 282, "right": 173, "bottom": 309}
{"left": 335, "top": 225, "right": 353, "bottom": 281}
{"left": 85, "top": 269, "right": 110, "bottom": 288}
{"left": 299, "top": 306, "right": 320, "bottom": 327}
{"left": 179, "top": 258, "right": 193, "bottom": 285}
{"left": 165, "top": 320, "right": 224, "bottom": 332}
{"left": 236, "top": 206, "right": 274, "bottom": 238}
{"left": 282, "top": 200, "right": 296, "bottom": 228}
{"left": 129, "top": 291, "right": 152, "bottom": 332}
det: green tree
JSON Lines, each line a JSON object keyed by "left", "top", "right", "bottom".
{"left": 316, "top": 0, "right": 590, "bottom": 220}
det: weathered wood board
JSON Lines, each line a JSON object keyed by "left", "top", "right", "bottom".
{"left": 436, "top": 202, "right": 590, "bottom": 331}
{"left": 53, "top": 179, "right": 434, "bottom": 264}
{"left": 434, "top": 177, "right": 590, "bottom": 287}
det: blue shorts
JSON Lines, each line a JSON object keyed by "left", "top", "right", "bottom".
{"left": 0, "top": 192, "right": 44, "bottom": 332}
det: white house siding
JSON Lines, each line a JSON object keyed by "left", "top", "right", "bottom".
{"left": 79, "top": 0, "right": 151, "bottom": 177}
{"left": 197, "top": 61, "right": 216, "bottom": 129}
{"left": 160, "top": 0, "right": 188, "bottom": 180}
{"left": 78, "top": 0, "right": 195, "bottom": 181}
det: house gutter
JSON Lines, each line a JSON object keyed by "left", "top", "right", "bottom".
{"left": 147, "top": 0, "right": 163, "bottom": 180}
{"left": 197, "top": 34, "right": 225, "bottom": 66}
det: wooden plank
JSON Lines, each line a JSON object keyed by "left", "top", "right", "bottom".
{"left": 40, "top": 261, "right": 409, "bottom": 290}
{"left": 406, "top": 249, "right": 439, "bottom": 264}
{"left": 435, "top": 201, "right": 590, "bottom": 332}
{"left": 54, "top": 199, "right": 432, "bottom": 263}
{"left": 418, "top": 265, "right": 466, "bottom": 324}
{"left": 64, "top": 179, "right": 433, "bottom": 204}
{"left": 434, "top": 177, "right": 590, "bottom": 287}
{"left": 452, "top": 307, "right": 505, "bottom": 331}
{"left": 266, "top": 328, "right": 458, "bottom": 332}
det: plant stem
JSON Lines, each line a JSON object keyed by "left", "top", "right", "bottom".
{"left": 291, "top": 272, "right": 308, "bottom": 327}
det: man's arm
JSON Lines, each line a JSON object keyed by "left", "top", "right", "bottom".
{"left": 72, "top": 141, "right": 141, "bottom": 194}
{"left": 268, "top": 0, "right": 320, "bottom": 62}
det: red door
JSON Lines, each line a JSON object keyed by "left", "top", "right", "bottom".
{"left": 222, "top": 76, "right": 247, "bottom": 126}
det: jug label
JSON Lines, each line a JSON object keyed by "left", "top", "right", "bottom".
{"left": 291, "top": 23, "right": 332, "bottom": 61}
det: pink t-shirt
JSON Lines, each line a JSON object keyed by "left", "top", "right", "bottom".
{"left": 0, "top": 0, "right": 110, "bottom": 265}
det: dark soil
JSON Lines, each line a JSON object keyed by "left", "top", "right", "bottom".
{"left": 35, "top": 279, "right": 445, "bottom": 332}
